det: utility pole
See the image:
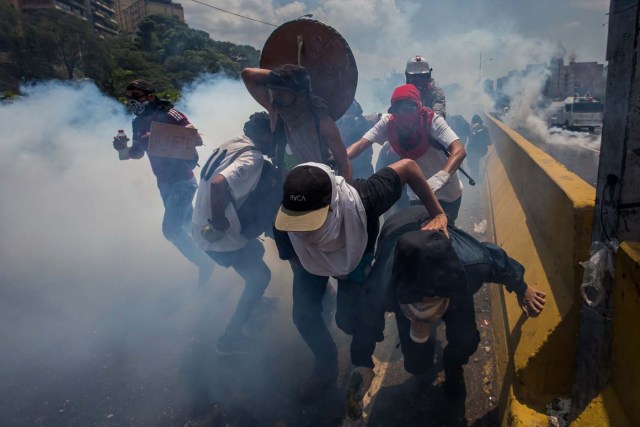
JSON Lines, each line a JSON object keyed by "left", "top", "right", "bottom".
{"left": 570, "top": 0, "right": 640, "bottom": 420}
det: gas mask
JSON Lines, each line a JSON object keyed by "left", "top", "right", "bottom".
{"left": 128, "top": 99, "right": 150, "bottom": 116}
{"left": 406, "top": 74, "right": 432, "bottom": 96}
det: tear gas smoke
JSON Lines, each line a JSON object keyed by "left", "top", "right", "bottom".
{"left": 0, "top": 78, "right": 312, "bottom": 425}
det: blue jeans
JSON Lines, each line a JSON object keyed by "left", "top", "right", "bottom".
{"left": 158, "top": 176, "right": 209, "bottom": 269}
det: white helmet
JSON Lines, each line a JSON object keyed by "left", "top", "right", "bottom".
{"left": 405, "top": 55, "right": 432, "bottom": 75}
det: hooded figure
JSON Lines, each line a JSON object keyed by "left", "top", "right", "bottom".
{"left": 346, "top": 206, "right": 546, "bottom": 422}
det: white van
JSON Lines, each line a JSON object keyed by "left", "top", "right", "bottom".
{"left": 549, "top": 96, "right": 603, "bottom": 133}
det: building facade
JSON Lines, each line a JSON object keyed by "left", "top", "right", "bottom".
{"left": 15, "top": 0, "right": 118, "bottom": 36}
{"left": 116, "top": 0, "right": 184, "bottom": 33}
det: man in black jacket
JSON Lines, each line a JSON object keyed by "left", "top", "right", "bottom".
{"left": 346, "top": 206, "right": 546, "bottom": 420}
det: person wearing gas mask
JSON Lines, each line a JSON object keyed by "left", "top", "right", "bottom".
{"left": 112, "top": 79, "right": 213, "bottom": 284}
{"left": 348, "top": 84, "right": 466, "bottom": 222}
{"left": 241, "top": 64, "right": 352, "bottom": 180}
{"left": 404, "top": 54, "right": 446, "bottom": 118}
{"left": 273, "top": 160, "right": 448, "bottom": 400}
{"left": 336, "top": 99, "right": 376, "bottom": 179}
{"left": 191, "top": 112, "right": 276, "bottom": 355}
{"left": 345, "top": 205, "right": 546, "bottom": 422}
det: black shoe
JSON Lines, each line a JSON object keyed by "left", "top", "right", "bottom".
{"left": 443, "top": 367, "right": 466, "bottom": 400}
{"left": 215, "top": 334, "right": 252, "bottom": 356}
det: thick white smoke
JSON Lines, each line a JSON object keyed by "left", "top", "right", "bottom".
{"left": 0, "top": 79, "right": 309, "bottom": 424}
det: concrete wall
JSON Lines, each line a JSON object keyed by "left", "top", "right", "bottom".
{"left": 572, "top": 241, "right": 640, "bottom": 426}
{"left": 482, "top": 114, "right": 595, "bottom": 423}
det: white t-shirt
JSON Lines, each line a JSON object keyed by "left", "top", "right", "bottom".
{"left": 363, "top": 114, "right": 463, "bottom": 202}
{"left": 192, "top": 135, "right": 264, "bottom": 252}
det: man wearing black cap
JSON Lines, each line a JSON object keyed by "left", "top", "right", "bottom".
{"left": 241, "top": 64, "right": 352, "bottom": 179}
{"left": 113, "top": 79, "right": 213, "bottom": 284}
{"left": 345, "top": 205, "right": 546, "bottom": 421}
{"left": 274, "top": 159, "right": 448, "bottom": 399}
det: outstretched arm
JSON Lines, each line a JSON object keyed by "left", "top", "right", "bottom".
{"left": 386, "top": 159, "right": 448, "bottom": 237}
{"left": 441, "top": 139, "right": 466, "bottom": 175}
{"left": 482, "top": 242, "right": 546, "bottom": 317}
{"left": 347, "top": 137, "right": 374, "bottom": 160}
{"left": 517, "top": 285, "right": 546, "bottom": 317}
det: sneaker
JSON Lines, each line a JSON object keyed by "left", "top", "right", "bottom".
{"left": 215, "top": 333, "right": 252, "bottom": 356}
{"left": 297, "top": 368, "right": 337, "bottom": 401}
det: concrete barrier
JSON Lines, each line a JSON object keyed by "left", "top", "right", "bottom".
{"left": 482, "top": 115, "right": 595, "bottom": 424}
{"left": 572, "top": 241, "right": 640, "bottom": 426}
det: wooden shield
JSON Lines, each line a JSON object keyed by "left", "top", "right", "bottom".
{"left": 260, "top": 19, "right": 358, "bottom": 120}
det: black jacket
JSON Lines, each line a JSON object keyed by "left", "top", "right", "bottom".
{"left": 350, "top": 205, "right": 526, "bottom": 368}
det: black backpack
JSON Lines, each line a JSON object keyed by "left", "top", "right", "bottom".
{"left": 200, "top": 145, "right": 282, "bottom": 239}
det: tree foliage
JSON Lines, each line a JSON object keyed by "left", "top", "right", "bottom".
{"left": 0, "top": 6, "right": 260, "bottom": 99}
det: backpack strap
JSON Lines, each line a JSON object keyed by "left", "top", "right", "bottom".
{"left": 201, "top": 145, "right": 259, "bottom": 182}
{"left": 200, "top": 147, "right": 224, "bottom": 181}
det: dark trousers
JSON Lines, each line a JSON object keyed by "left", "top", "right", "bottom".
{"left": 291, "top": 261, "right": 362, "bottom": 374}
{"left": 158, "top": 176, "right": 211, "bottom": 269}
{"left": 396, "top": 295, "right": 480, "bottom": 377}
{"left": 206, "top": 239, "right": 271, "bottom": 336}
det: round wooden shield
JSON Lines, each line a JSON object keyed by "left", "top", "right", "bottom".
{"left": 260, "top": 19, "right": 358, "bottom": 120}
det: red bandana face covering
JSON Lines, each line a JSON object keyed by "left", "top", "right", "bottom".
{"left": 388, "top": 84, "right": 434, "bottom": 160}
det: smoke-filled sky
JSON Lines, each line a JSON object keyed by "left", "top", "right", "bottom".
{"left": 182, "top": 0, "right": 610, "bottom": 81}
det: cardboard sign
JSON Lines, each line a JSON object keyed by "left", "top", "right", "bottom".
{"left": 147, "top": 122, "right": 202, "bottom": 160}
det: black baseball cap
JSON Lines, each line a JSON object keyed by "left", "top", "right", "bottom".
{"left": 393, "top": 230, "right": 468, "bottom": 304}
{"left": 274, "top": 164, "right": 332, "bottom": 232}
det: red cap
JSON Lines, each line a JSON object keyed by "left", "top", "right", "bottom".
{"left": 390, "top": 84, "right": 422, "bottom": 108}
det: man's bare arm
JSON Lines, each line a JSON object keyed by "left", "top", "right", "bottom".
{"left": 441, "top": 140, "right": 466, "bottom": 174}
{"left": 209, "top": 174, "right": 232, "bottom": 230}
{"left": 241, "top": 68, "right": 274, "bottom": 115}
{"left": 347, "top": 137, "right": 374, "bottom": 160}
{"left": 387, "top": 159, "right": 448, "bottom": 237}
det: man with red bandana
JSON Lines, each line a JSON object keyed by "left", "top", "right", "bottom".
{"left": 348, "top": 84, "right": 466, "bottom": 221}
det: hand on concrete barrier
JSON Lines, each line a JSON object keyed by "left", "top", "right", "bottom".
{"left": 427, "top": 170, "right": 450, "bottom": 193}
{"left": 518, "top": 285, "right": 546, "bottom": 317}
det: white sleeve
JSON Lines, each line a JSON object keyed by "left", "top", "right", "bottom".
{"left": 362, "top": 114, "right": 391, "bottom": 144}
{"left": 430, "top": 114, "right": 459, "bottom": 149}
{"left": 218, "top": 151, "right": 264, "bottom": 202}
